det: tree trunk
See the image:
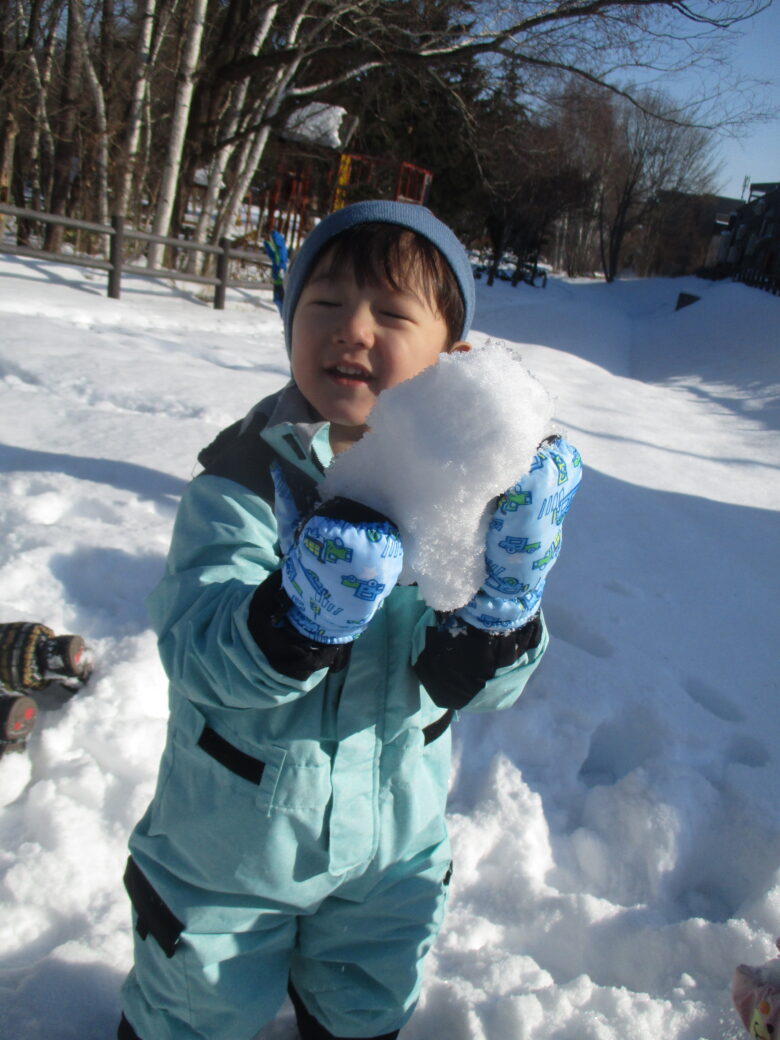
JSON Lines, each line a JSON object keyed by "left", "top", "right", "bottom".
{"left": 133, "top": 86, "right": 154, "bottom": 234}
{"left": 0, "top": 111, "right": 17, "bottom": 237}
{"left": 71, "top": 0, "right": 110, "bottom": 235}
{"left": 27, "top": 12, "right": 57, "bottom": 213}
{"left": 114, "top": 0, "right": 157, "bottom": 219}
{"left": 188, "top": 2, "right": 280, "bottom": 273}
{"left": 603, "top": 159, "right": 642, "bottom": 281}
{"left": 45, "top": 0, "right": 81, "bottom": 252}
{"left": 210, "top": 3, "right": 310, "bottom": 248}
{"left": 147, "top": 0, "right": 207, "bottom": 269}
{"left": 100, "top": 0, "right": 114, "bottom": 94}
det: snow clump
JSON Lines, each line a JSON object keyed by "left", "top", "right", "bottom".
{"left": 319, "top": 345, "right": 555, "bottom": 610}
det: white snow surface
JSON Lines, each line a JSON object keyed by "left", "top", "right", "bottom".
{"left": 0, "top": 255, "right": 778, "bottom": 1040}
{"left": 320, "top": 346, "right": 553, "bottom": 609}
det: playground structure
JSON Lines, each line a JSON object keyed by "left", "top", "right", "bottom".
{"left": 242, "top": 151, "right": 433, "bottom": 252}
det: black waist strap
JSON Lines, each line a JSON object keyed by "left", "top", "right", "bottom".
{"left": 423, "top": 709, "right": 454, "bottom": 745}
{"left": 198, "top": 725, "right": 266, "bottom": 784}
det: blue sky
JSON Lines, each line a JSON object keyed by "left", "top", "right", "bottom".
{"left": 710, "top": 1, "right": 780, "bottom": 198}
{"left": 611, "top": 2, "right": 779, "bottom": 200}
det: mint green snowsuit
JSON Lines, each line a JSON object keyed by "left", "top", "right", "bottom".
{"left": 120, "top": 385, "right": 548, "bottom": 1039}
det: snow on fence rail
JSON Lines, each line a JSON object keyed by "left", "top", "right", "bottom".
{"left": 0, "top": 204, "right": 271, "bottom": 309}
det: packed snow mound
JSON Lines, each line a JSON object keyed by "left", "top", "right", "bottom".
{"left": 319, "top": 345, "right": 554, "bottom": 610}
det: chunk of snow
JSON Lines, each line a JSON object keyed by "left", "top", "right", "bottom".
{"left": 319, "top": 345, "right": 554, "bottom": 609}
{"left": 283, "top": 102, "right": 348, "bottom": 150}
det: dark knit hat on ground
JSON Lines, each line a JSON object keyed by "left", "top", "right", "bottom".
{"left": 282, "top": 200, "right": 475, "bottom": 355}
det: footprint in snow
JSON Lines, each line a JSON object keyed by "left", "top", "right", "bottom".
{"left": 542, "top": 603, "right": 614, "bottom": 659}
{"left": 684, "top": 675, "right": 745, "bottom": 723}
{"left": 726, "top": 734, "right": 770, "bottom": 769}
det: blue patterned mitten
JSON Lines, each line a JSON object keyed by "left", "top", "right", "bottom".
{"left": 457, "top": 437, "right": 582, "bottom": 634}
{"left": 281, "top": 498, "right": 403, "bottom": 644}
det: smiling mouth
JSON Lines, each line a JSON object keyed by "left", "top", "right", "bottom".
{"left": 327, "top": 364, "right": 374, "bottom": 384}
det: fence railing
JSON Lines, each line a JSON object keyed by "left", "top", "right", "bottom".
{"left": 0, "top": 204, "right": 271, "bottom": 309}
{"left": 734, "top": 265, "right": 780, "bottom": 296}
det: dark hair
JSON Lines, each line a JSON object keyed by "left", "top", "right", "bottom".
{"left": 308, "top": 222, "right": 466, "bottom": 345}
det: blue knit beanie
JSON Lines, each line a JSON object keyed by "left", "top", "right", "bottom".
{"left": 282, "top": 200, "right": 475, "bottom": 355}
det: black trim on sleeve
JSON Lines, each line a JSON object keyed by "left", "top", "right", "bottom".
{"left": 312, "top": 496, "right": 397, "bottom": 528}
{"left": 247, "top": 570, "right": 351, "bottom": 680}
{"left": 413, "top": 614, "right": 543, "bottom": 710}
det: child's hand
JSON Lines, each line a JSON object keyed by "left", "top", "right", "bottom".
{"left": 457, "top": 437, "right": 582, "bottom": 633}
{"left": 281, "top": 499, "right": 403, "bottom": 644}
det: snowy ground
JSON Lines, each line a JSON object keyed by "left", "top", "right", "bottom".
{"left": 0, "top": 253, "right": 778, "bottom": 1039}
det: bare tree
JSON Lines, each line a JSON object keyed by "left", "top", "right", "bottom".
{"left": 147, "top": 0, "right": 207, "bottom": 268}
{"left": 208, "top": 4, "right": 310, "bottom": 248}
{"left": 222, "top": 0, "right": 770, "bottom": 133}
{"left": 71, "top": 0, "right": 110, "bottom": 229}
{"left": 0, "top": 113, "right": 17, "bottom": 234}
{"left": 114, "top": 0, "right": 159, "bottom": 219}
{"left": 10, "top": 0, "right": 59, "bottom": 214}
{"left": 192, "top": 0, "right": 767, "bottom": 249}
{"left": 44, "top": 1, "right": 82, "bottom": 250}
{"left": 186, "top": 1, "right": 281, "bottom": 270}
{"left": 593, "top": 90, "right": 719, "bottom": 280}
{"left": 2, "top": 0, "right": 770, "bottom": 264}
{"left": 27, "top": 13, "right": 58, "bottom": 213}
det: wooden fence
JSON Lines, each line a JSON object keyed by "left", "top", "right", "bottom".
{"left": 733, "top": 265, "right": 780, "bottom": 296}
{"left": 0, "top": 204, "right": 271, "bottom": 309}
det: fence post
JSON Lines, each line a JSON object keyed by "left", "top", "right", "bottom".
{"left": 108, "top": 215, "right": 124, "bottom": 299}
{"left": 214, "top": 238, "right": 229, "bottom": 309}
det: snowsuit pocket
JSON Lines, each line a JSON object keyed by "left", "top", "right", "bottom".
{"left": 197, "top": 724, "right": 266, "bottom": 785}
{"left": 124, "top": 856, "right": 183, "bottom": 958}
{"left": 147, "top": 699, "right": 290, "bottom": 832}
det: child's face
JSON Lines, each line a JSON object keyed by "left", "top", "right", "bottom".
{"left": 291, "top": 256, "right": 467, "bottom": 454}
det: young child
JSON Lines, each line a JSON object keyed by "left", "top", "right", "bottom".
{"left": 118, "top": 200, "right": 581, "bottom": 1040}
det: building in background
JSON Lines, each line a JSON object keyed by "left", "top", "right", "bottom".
{"left": 715, "top": 181, "right": 780, "bottom": 293}
{"left": 635, "top": 191, "right": 742, "bottom": 278}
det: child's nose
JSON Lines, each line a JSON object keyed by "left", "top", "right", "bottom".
{"left": 336, "top": 305, "right": 375, "bottom": 347}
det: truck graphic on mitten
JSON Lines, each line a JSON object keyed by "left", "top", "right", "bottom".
{"left": 498, "top": 535, "right": 541, "bottom": 555}
{"left": 484, "top": 560, "right": 531, "bottom": 598}
{"left": 533, "top": 530, "right": 562, "bottom": 571}
{"left": 303, "top": 533, "right": 353, "bottom": 565}
{"left": 498, "top": 487, "right": 533, "bottom": 513}
{"left": 341, "top": 575, "right": 387, "bottom": 601}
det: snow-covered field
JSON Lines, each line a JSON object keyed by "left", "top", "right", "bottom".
{"left": 0, "top": 253, "right": 778, "bottom": 1039}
